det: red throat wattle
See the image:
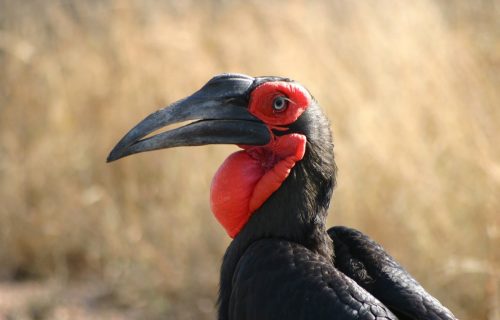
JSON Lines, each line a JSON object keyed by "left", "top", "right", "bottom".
{"left": 210, "top": 134, "right": 306, "bottom": 238}
{"left": 210, "top": 80, "right": 311, "bottom": 238}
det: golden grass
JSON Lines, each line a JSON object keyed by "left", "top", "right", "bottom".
{"left": 0, "top": 1, "right": 498, "bottom": 319}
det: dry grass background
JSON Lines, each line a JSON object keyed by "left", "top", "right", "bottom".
{"left": 0, "top": 0, "right": 499, "bottom": 319}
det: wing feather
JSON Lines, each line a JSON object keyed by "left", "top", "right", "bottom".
{"left": 229, "top": 239, "right": 398, "bottom": 320}
{"left": 328, "top": 226, "right": 457, "bottom": 320}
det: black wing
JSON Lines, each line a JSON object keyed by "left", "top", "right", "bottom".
{"left": 328, "top": 226, "right": 457, "bottom": 320}
{"left": 229, "top": 238, "right": 398, "bottom": 320}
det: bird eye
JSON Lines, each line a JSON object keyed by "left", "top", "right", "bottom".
{"left": 272, "top": 96, "right": 288, "bottom": 112}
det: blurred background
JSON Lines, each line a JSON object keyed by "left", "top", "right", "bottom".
{"left": 0, "top": 0, "right": 499, "bottom": 319}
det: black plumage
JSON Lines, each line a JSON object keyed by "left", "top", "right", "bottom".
{"left": 108, "top": 74, "right": 457, "bottom": 320}
{"left": 329, "top": 226, "right": 456, "bottom": 320}
{"left": 217, "top": 100, "right": 455, "bottom": 319}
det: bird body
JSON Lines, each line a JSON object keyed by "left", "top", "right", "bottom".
{"left": 225, "top": 238, "right": 397, "bottom": 320}
{"left": 329, "top": 226, "right": 456, "bottom": 320}
{"left": 108, "top": 73, "right": 457, "bottom": 319}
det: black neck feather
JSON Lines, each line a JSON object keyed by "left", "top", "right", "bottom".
{"left": 217, "top": 103, "right": 337, "bottom": 319}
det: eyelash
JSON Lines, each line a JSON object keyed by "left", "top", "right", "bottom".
{"left": 272, "top": 96, "right": 294, "bottom": 113}
{"left": 273, "top": 96, "right": 287, "bottom": 112}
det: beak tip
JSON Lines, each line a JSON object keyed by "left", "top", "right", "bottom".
{"left": 107, "top": 136, "right": 136, "bottom": 163}
{"left": 106, "top": 153, "right": 118, "bottom": 163}
{"left": 107, "top": 147, "right": 125, "bottom": 163}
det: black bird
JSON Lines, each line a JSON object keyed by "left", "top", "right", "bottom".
{"left": 108, "top": 73, "right": 457, "bottom": 320}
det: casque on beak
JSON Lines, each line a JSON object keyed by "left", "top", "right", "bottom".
{"left": 107, "top": 74, "right": 271, "bottom": 162}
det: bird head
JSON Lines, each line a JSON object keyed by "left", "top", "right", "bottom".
{"left": 108, "top": 73, "right": 336, "bottom": 240}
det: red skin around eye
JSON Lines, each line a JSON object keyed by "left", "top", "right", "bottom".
{"left": 249, "top": 82, "right": 311, "bottom": 126}
{"left": 210, "top": 81, "right": 311, "bottom": 238}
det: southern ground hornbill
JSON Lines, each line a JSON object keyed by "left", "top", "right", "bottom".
{"left": 108, "top": 73, "right": 457, "bottom": 320}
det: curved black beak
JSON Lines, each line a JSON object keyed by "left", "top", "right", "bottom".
{"left": 107, "top": 74, "right": 271, "bottom": 162}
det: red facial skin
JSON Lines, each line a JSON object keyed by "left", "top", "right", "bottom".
{"left": 210, "top": 81, "right": 311, "bottom": 238}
